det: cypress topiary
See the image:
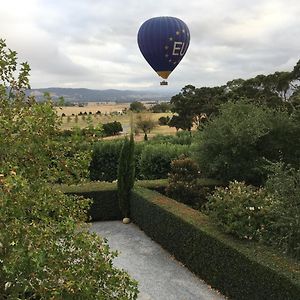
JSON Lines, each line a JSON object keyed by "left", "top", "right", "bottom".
{"left": 117, "top": 133, "right": 135, "bottom": 218}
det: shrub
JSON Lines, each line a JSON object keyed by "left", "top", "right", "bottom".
{"left": 264, "top": 163, "right": 300, "bottom": 259}
{"left": 0, "top": 176, "right": 138, "bottom": 299}
{"left": 129, "top": 101, "right": 146, "bottom": 112}
{"left": 89, "top": 140, "right": 123, "bottom": 182}
{"left": 150, "top": 102, "right": 171, "bottom": 113}
{"left": 206, "top": 181, "right": 273, "bottom": 241}
{"left": 0, "top": 39, "right": 138, "bottom": 298}
{"left": 150, "top": 131, "right": 192, "bottom": 145}
{"left": 131, "top": 187, "right": 300, "bottom": 300}
{"left": 139, "top": 144, "right": 189, "bottom": 179}
{"left": 166, "top": 156, "right": 209, "bottom": 207}
{"left": 193, "top": 101, "right": 300, "bottom": 185}
{"left": 102, "top": 121, "right": 123, "bottom": 136}
{"left": 158, "top": 116, "right": 170, "bottom": 125}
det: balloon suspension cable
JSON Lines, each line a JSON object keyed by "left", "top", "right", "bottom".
{"left": 160, "top": 80, "right": 168, "bottom": 86}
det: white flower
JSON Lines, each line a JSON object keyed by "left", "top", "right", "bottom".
{"left": 5, "top": 282, "right": 12, "bottom": 290}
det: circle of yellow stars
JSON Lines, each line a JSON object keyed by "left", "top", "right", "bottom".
{"left": 164, "top": 29, "right": 188, "bottom": 66}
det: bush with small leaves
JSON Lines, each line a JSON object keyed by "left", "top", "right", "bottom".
{"left": 0, "top": 39, "right": 138, "bottom": 299}
{"left": 264, "top": 163, "right": 300, "bottom": 259}
{"left": 158, "top": 116, "right": 170, "bottom": 125}
{"left": 206, "top": 181, "right": 273, "bottom": 241}
{"left": 89, "top": 140, "right": 124, "bottom": 181}
{"left": 166, "top": 156, "right": 208, "bottom": 207}
{"left": 102, "top": 121, "right": 123, "bottom": 136}
{"left": 139, "top": 144, "right": 189, "bottom": 179}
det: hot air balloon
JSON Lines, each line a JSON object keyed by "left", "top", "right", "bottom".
{"left": 137, "top": 16, "right": 190, "bottom": 85}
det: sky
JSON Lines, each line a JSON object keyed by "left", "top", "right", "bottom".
{"left": 1, "top": 0, "right": 300, "bottom": 93}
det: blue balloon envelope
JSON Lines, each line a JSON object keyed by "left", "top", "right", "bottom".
{"left": 137, "top": 16, "right": 190, "bottom": 80}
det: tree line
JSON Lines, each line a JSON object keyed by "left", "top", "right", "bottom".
{"left": 169, "top": 61, "right": 300, "bottom": 131}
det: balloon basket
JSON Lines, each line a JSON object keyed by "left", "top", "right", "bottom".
{"left": 160, "top": 80, "right": 168, "bottom": 86}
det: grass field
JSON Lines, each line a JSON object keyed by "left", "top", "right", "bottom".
{"left": 58, "top": 102, "right": 176, "bottom": 138}
{"left": 56, "top": 102, "right": 132, "bottom": 117}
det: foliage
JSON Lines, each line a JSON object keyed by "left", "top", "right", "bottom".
{"left": 264, "top": 163, "right": 300, "bottom": 259}
{"left": 102, "top": 121, "right": 123, "bottom": 136}
{"left": 0, "top": 39, "right": 138, "bottom": 299}
{"left": 193, "top": 101, "right": 300, "bottom": 185}
{"left": 89, "top": 140, "right": 124, "bottom": 182}
{"left": 168, "top": 114, "right": 193, "bottom": 131}
{"left": 135, "top": 115, "right": 157, "bottom": 141}
{"left": 60, "top": 182, "right": 122, "bottom": 221}
{"left": 129, "top": 101, "right": 146, "bottom": 112}
{"left": 170, "top": 85, "right": 226, "bottom": 130}
{"left": 150, "top": 102, "right": 171, "bottom": 113}
{"left": 206, "top": 181, "right": 273, "bottom": 241}
{"left": 206, "top": 165, "right": 300, "bottom": 260}
{"left": 139, "top": 144, "right": 189, "bottom": 179}
{"left": 172, "top": 61, "right": 300, "bottom": 129}
{"left": 169, "top": 85, "right": 195, "bottom": 131}
{"left": 117, "top": 134, "right": 135, "bottom": 217}
{"left": 166, "top": 156, "right": 209, "bottom": 208}
{"left": 150, "top": 131, "right": 193, "bottom": 145}
{"left": 0, "top": 176, "right": 138, "bottom": 298}
{"left": 158, "top": 115, "right": 170, "bottom": 125}
{"left": 135, "top": 179, "right": 168, "bottom": 194}
{"left": 131, "top": 187, "right": 300, "bottom": 300}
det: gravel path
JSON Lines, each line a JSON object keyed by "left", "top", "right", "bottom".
{"left": 91, "top": 221, "right": 225, "bottom": 300}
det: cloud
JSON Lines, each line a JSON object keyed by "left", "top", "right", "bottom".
{"left": 1, "top": 0, "right": 299, "bottom": 92}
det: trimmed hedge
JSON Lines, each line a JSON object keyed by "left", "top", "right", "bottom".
{"left": 136, "top": 178, "right": 224, "bottom": 199}
{"left": 136, "top": 179, "right": 168, "bottom": 194}
{"left": 131, "top": 187, "right": 300, "bottom": 300}
{"left": 89, "top": 140, "right": 124, "bottom": 182}
{"left": 59, "top": 182, "right": 121, "bottom": 221}
{"left": 139, "top": 144, "right": 190, "bottom": 179}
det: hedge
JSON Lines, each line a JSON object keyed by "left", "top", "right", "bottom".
{"left": 89, "top": 140, "right": 124, "bottom": 182}
{"left": 139, "top": 144, "right": 190, "bottom": 179}
{"left": 136, "top": 179, "right": 168, "bottom": 194}
{"left": 136, "top": 178, "right": 224, "bottom": 198}
{"left": 59, "top": 182, "right": 121, "bottom": 221}
{"left": 130, "top": 187, "right": 300, "bottom": 300}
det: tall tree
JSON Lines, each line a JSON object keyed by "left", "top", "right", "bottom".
{"left": 117, "top": 133, "right": 135, "bottom": 218}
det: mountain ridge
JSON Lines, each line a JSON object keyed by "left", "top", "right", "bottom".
{"left": 29, "top": 87, "right": 174, "bottom": 102}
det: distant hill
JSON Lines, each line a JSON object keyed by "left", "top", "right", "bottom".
{"left": 28, "top": 87, "right": 174, "bottom": 103}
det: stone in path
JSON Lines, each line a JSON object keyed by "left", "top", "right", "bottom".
{"left": 91, "top": 221, "right": 225, "bottom": 300}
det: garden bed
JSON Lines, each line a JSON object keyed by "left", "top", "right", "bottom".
{"left": 59, "top": 182, "right": 300, "bottom": 299}
{"left": 131, "top": 187, "right": 300, "bottom": 300}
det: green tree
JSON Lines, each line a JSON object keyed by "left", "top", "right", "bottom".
{"left": 135, "top": 115, "right": 157, "bottom": 141}
{"left": 0, "top": 39, "right": 138, "bottom": 299}
{"left": 158, "top": 116, "right": 170, "bottom": 125}
{"left": 168, "top": 114, "right": 193, "bottom": 132}
{"left": 102, "top": 121, "right": 123, "bottom": 136}
{"left": 117, "top": 134, "right": 135, "bottom": 218}
{"left": 193, "top": 101, "right": 300, "bottom": 185}
{"left": 129, "top": 101, "right": 146, "bottom": 112}
{"left": 151, "top": 102, "right": 171, "bottom": 113}
{"left": 170, "top": 85, "right": 195, "bottom": 131}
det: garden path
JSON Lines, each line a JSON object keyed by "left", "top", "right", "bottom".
{"left": 91, "top": 221, "right": 225, "bottom": 300}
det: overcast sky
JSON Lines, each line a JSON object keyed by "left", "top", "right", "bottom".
{"left": 1, "top": 0, "right": 300, "bottom": 93}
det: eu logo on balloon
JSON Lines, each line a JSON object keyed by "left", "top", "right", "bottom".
{"left": 137, "top": 16, "right": 190, "bottom": 85}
